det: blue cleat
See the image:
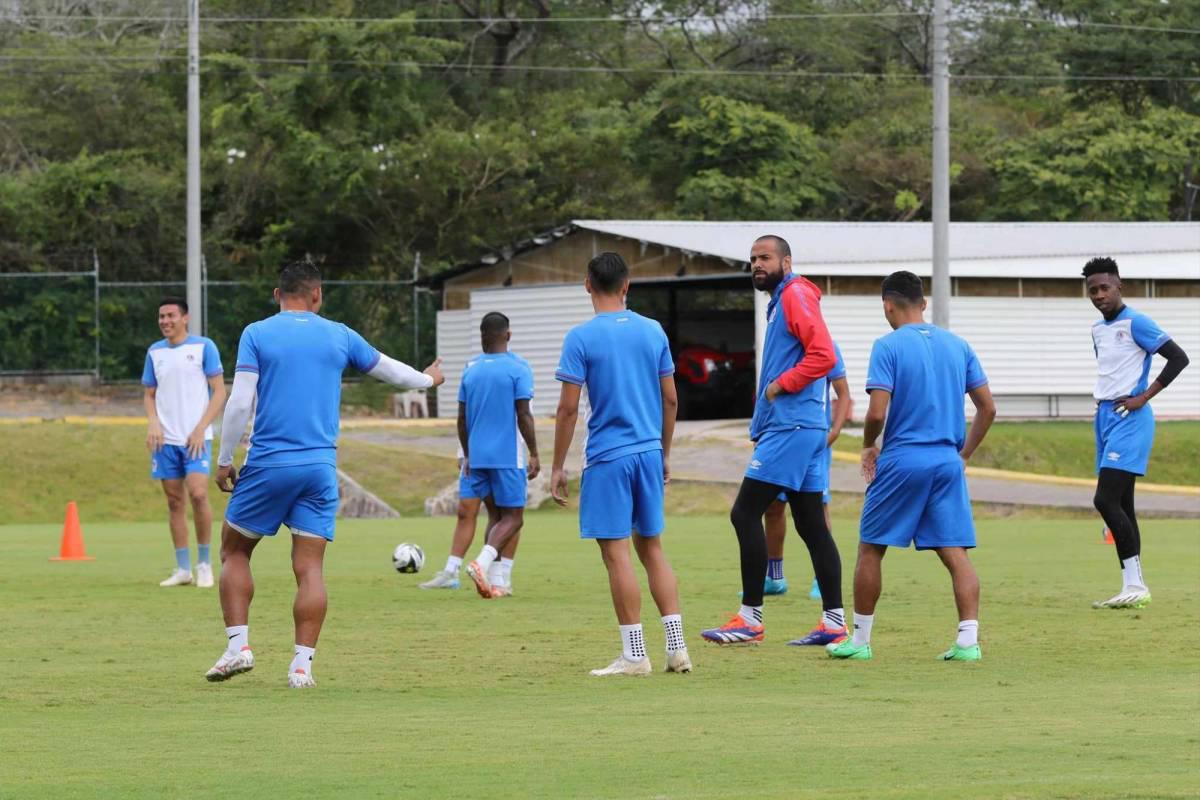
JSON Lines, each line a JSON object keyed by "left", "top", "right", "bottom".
{"left": 787, "top": 622, "right": 849, "bottom": 647}
{"left": 808, "top": 578, "right": 822, "bottom": 601}
{"left": 701, "top": 613, "right": 764, "bottom": 645}
{"left": 737, "top": 576, "right": 789, "bottom": 598}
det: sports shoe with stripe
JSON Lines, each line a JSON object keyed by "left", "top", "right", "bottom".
{"left": 1092, "top": 588, "right": 1151, "bottom": 609}
{"left": 205, "top": 647, "right": 255, "bottom": 682}
{"left": 589, "top": 655, "right": 652, "bottom": 677}
{"left": 159, "top": 568, "right": 193, "bottom": 587}
{"left": 287, "top": 669, "right": 316, "bottom": 688}
{"left": 826, "top": 639, "right": 872, "bottom": 660}
{"left": 700, "top": 613, "right": 764, "bottom": 645}
{"left": 465, "top": 560, "right": 493, "bottom": 599}
{"left": 939, "top": 643, "right": 982, "bottom": 661}
{"left": 418, "top": 570, "right": 460, "bottom": 590}
{"left": 787, "top": 622, "right": 848, "bottom": 647}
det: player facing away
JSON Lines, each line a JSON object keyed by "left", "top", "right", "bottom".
{"left": 1084, "top": 257, "right": 1189, "bottom": 610}
{"left": 204, "top": 260, "right": 444, "bottom": 688}
{"left": 828, "top": 271, "right": 996, "bottom": 662}
{"left": 756, "top": 342, "right": 852, "bottom": 603}
{"left": 454, "top": 312, "right": 540, "bottom": 599}
{"left": 142, "top": 297, "right": 227, "bottom": 588}
{"left": 551, "top": 252, "right": 691, "bottom": 677}
{"left": 701, "top": 234, "right": 845, "bottom": 647}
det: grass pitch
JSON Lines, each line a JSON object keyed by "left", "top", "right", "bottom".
{"left": 2, "top": 515, "right": 1197, "bottom": 799}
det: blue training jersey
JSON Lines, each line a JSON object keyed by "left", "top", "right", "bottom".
{"left": 458, "top": 351, "right": 534, "bottom": 469}
{"left": 555, "top": 310, "right": 673, "bottom": 466}
{"left": 825, "top": 342, "right": 846, "bottom": 432}
{"left": 235, "top": 311, "right": 380, "bottom": 467}
{"left": 865, "top": 323, "right": 987, "bottom": 453}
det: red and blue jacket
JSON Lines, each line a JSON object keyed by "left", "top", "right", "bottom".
{"left": 749, "top": 273, "right": 837, "bottom": 441}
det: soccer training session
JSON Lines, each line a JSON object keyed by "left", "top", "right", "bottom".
{"left": 1, "top": 3, "right": 1198, "bottom": 798}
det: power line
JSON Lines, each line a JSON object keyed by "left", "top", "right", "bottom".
{"left": 964, "top": 13, "right": 1200, "bottom": 36}
{"left": 2, "top": 11, "right": 924, "bottom": 25}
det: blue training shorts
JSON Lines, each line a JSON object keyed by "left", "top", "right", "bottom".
{"left": 1094, "top": 400, "right": 1155, "bottom": 476}
{"left": 151, "top": 442, "right": 212, "bottom": 480}
{"left": 225, "top": 463, "right": 339, "bottom": 541}
{"left": 579, "top": 449, "right": 665, "bottom": 539}
{"left": 774, "top": 444, "right": 832, "bottom": 506}
{"left": 859, "top": 447, "right": 975, "bottom": 550}
{"left": 745, "top": 427, "right": 826, "bottom": 493}
{"left": 460, "top": 466, "right": 527, "bottom": 508}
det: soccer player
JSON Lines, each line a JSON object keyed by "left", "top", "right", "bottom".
{"left": 142, "top": 297, "right": 227, "bottom": 588}
{"left": 757, "top": 343, "right": 851, "bottom": 603}
{"left": 551, "top": 252, "right": 691, "bottom": 677}
{"left": 452, "top": 312, "right": 539, "bottom": 599}
{"left": 701, "top": 235, "right": 845, "bottom": 647}
{"left": 827, "top": 271, "right": 996, "bottom": 662}
{"left": 204, "top": 260, "right": 443, "bottom": 688}
{"left": 1083, "top": 257, "right": 1189, "bottom": 610}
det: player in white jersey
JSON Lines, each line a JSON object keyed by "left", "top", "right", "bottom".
{"left": 142, "top": 297, "right": 227, "bottom": 588}
{"left": 1083, "top": 258, "right": 1189, "bottom": 610}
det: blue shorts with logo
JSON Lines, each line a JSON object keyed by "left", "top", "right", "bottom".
{"left": 859, "top": 446, "right": 975, "bottom": 551}
{"left": 580, "top": 449, "right": 665, "bottom": 539}
{"left": 775, "top": 446, "right": 832, "bottom": 506}
{"left": 151, "top": 442, "right": 212, "bottom": 480}
{"left": 460, "top": 466, "right": 527, "bottom": 508}
{"left": 746, "top": 427, "right": 826, "bottom": 493}
{"left": 1094, "top": 401, "right": 1155, "bottom": 476}
{"left": 225, "top": 462, "right": 339, "bottom": 541}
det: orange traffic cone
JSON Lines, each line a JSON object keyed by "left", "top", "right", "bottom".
{"left": 50, "top": 501, "right": 94, "bottom": 561}
{"left": 1101, "top": 527, "right": 1115, "bottom": 545}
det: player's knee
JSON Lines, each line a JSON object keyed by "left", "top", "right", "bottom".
{"left": 764, "top": 501, "right": 786, "bottom": 523}
{"left": 188, "top": 487, "right": 208, "bottom": 506}
{"left": 1093, "top": 491, "right": 1115, "bottom": 516}
{"left": 730, "top": 501, "right": 756, "bottom": 532}
{"left": 165, "top": 493, "right": 186, "bottom": 513}
{"left": 455, "top": 503, "right": 475, "bottom": 523}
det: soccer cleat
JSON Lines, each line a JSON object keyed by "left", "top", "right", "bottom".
{"left": 589, "top": 656, "right": 652, "bottom": 677}
{"left": 665, "top": 649, "right": 693, "bottom": 673}
{"left": 287, "top": 669, "right": 316, "bottom": 689}
{"left": 490, "top": 584, "right": 513, "bottom": 598}
{"left": 826, "top": 639, "right": 872, "bottom": 660}
{"left": 809, "top": 578, "right": 822, "bottom": 601}
{"left": 939, "top": 643, "right": 982, "bottom": 661}
{"left": 465, "top": 561, "right": 493, "bottom": 599}
{"left": 205, "top": 647, "right": 255, "bottom": 682}
{"left": 787, "top": 622, "right": 849, "bottom": 647}
{"left": 1092, "top": 588, "right": 1151, "bottom": 609}
{"left": 159, "top": 568, "right": 193, "bottom": 587}
{"left": 418, "top": 570, "right": 461, "bottom": 590}
{"left": 195, "top": 563, "right": 214, "bottom": 589}
{"left": 736, "top": 576, "right": 788, "bottom": 598}
{"left": 700, "top": 613, "right": 764, "bottom": 645}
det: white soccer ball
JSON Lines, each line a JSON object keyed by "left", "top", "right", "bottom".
{"left": 392, "top": 543, "right": 425, "bottom": 574}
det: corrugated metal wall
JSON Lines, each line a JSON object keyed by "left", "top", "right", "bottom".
{"left": 437, "top": 289, "right": 1200, "bottom": 419}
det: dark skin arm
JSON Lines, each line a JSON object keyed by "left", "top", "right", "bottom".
{"left": 551, "top": 383, "right": 582, "bottom": 506}
{"left": 516, "top": 398, "right": 540, "bottom": 479}
{"left": 660, "top": 375, "right": 677, "bottom": 485}
{"left": 457, "top": 401, "right": 469, "bottom": 475}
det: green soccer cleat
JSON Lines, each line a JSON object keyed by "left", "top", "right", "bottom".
{"left": 826, "top": 639, "right": 872, "bottom": 660}
{"left": 939, "top": 643, "right": 982, "bottom": 661}
{"left": 1092, "top": 589, "right": 1151, "bottom": 610}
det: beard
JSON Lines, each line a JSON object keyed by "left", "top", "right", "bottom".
{"left": 751, "top": 269, "right": 784, "bottom": 293}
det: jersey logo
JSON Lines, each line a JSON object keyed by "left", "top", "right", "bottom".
{"left": 1106, "top": 451, "right": 1122, "bottom": 462}
{"left": 186, "top": 354, "right": 195, "bottom": 361}
{"left": 749, "top": 459, "right": 762, "bottom": 469}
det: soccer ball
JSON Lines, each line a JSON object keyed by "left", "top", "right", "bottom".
{"left": 392, "top": 543, "right": 425, "bottom": 574}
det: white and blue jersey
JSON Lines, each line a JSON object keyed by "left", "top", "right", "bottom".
{"left": 1091, "top": 306, "right": 1169, "bottom": 476}
{"left": 142, "top": 336, "right": 223, "bottom": 445}
{"left": 859, "top": 323, "right": 987, "bottom": 550}
{"left": 458, "top": 351, "right": 534, "bottom": 508}
{"left": 556, "top": 310, "right": 672, "bottom": 538}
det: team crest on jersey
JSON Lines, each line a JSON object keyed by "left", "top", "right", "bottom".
{"left": 186, "top": 354, "right": 195, "bottom": 361}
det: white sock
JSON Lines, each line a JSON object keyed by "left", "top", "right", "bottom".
{"left": 852, "top": 613, "right": 874, "bottom": 647}
{"left": 662, "top": 614, "right": 686, "bottom": 653}
{"left": 738, "top": 604, "right": 763, "bottom": 626}
{"left": 822, "top": 607, "right": 846, "bottom": 630}
{"left": 1121, "top": 555, "right": 1146, "bottom": 591}
{"left": 289, "top": 645, "right": 315, "bottom": 676}
{"left": 500, "top": 557, "right": 514, "bottom": 587}
{"left": 474, "top": 544, "right": 499, "bottom": 572}
{"left": 619, "top": 624, "right": 647, "bottom": 662}
{"left": 956, "top": 620, "right": 979, "bottom": 648}
{"left": 444, "top": 555, "right": 463, "bottom": 574}
{"left": 487, "top": 561, "right": 502, "bottom": 586}
{"left": 225, "top": 625, "right": 248, "bottom": 655}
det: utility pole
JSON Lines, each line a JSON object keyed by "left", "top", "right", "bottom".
{"left": 931, "top": 0, "right": 951, "bottom": 328}
{"left": 412, "top": 252, "right": 422, "bottom": 364}
{"left": 186, "top": 0, "right": 202, "bottom": 334}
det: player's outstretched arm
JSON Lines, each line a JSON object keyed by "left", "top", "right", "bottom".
{"left": 215, "top": 371, "right": 258, "bottom": 491}
{"left": 516, "top": 399, "right": 540, "bottom": 479}
{"left": 368, "top": 354, "right": 443, "bottom": 389}
{"left": 861, "top": 389, "right": 891, "bottom": 484}
{"left": 551, "top": 383, "right": 581, "bottom": 506}
{"left": 961, "top": 384, "right": 997, "bottom": 462}
{"left": 660, "top": 375, "right": 678, "bottom": 485}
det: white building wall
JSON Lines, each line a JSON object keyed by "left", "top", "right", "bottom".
{"left": 433, "top": 310, "right": 473, "bottom": 418}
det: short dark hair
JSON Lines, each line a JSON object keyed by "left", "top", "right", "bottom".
{"left": 480, "top": 311, "right": 510, "bottom": 340}
{"left": 159, "top": 296, "right": 188, "bottom": 314}
{"left": 588, "top": 252, "right": 629, "bottom": 294}
{"left": 279, "top": 258, "right": 322, "bottom": 296}
{"left": 881, "top": 270, "right": 924, "bottom": 305}
{"left": 1082, "top": 257, "right": 1120, "bottom": 279}
{"left": 755, "top": 235, "right": 791, "bottom": 259}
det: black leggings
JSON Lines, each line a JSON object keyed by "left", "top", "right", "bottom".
{"left": 730, "top": 477, "right": 842, "bottom": 610}
{"left": 1093, "top": 468, "right": 1140, "bottom": 562}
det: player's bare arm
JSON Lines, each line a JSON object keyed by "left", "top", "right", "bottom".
{"left": 828, "top": 375, "right": 852, "bottom": 447}
{"left": 960, "top": 384, "right": 997, "bottom": 462}
{"left": 516, "top": 398, "right": 540, "bottom": 480}
{"left": 660, "top": 375, "right": 678, "bottom": 485}
{"left": 861, "top": 389, "right": 890, "bottom": 484}
{"left": 456, "top": 400, "right": 470, "bottom": 476}
{"left": 187, "top": 374, "right": 228, "bottom": 459}
{"left": 551, "top": 382, "right": 582, "bottom": 505}
{"left": 143, "top": 386, "right": 164, "bottom": 452}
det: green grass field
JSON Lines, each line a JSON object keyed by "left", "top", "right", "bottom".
{"left": 3, "top": 515, "right": 1197, "bottom": 799}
